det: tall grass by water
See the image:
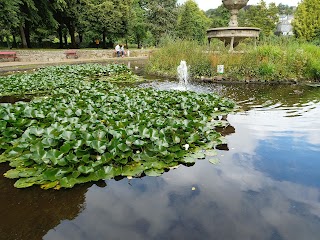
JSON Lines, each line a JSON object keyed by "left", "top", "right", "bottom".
{"left": 146, "top": 38, "right": 320, "bottom": 82}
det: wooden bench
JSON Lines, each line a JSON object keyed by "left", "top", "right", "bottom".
{"left": 0, "top": 51, "right": 18, "bottom": 61}
{"left": 64, "top": 50, "right": 78, "bottom": 59}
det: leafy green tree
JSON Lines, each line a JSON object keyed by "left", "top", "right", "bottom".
{"left": 239, "top": 0, "right": 278, "bottom": 36}
{"left": 206, "top": 4, "right": 230, "bottom": 28}
{"left": 81, "top": 0, "right": 132, "bottom": 48}
{"left": 292, "top": 0, "right": 320, "bottom": 41}
{"left": 177, "top": 0, "right": 210, "bottom": 42}
{"left": 277, "top": 3, "right": 295, "bottom": 15}
{"left": 128, "top": 0, "right": 148, "bottom": 48}
{"left": 145, "top": 0, "right": 178, "bottom": 45}
{"left": 0, "top": 0, "right": 20, "bottom": 47}
{"left": 51, "top": 0, "right": 82, "bottom": 48}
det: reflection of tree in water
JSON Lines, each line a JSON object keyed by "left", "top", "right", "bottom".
{"left": 216, "top": 125, "right": 236, "bottom": 151}
{"left": 201, "top": 82, "right": 320, "bottom": 112}
{"left": 0, "top": 164, "right": 88, "bottom": 240}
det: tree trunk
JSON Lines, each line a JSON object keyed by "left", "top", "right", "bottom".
{"left": 66, "top": 22, "right": 76, "bottom": 48}
{"left": 12, "top": 34, "right": 17, "bottom": 48}
{"left": 102, "top": 32, "right": 106, "bottom": 49}
{"left": 25, "top": 21, "right": 32, "bottom": 48}
{"left": 19, "top": 24, "right": 28, "bottom": 48}
{"left": 6, "top": 35, "right": 10, "bottom": 48}
{"left": 64, "top": 34, "right": 68, "bottom": 47}
{"left": 58, "top": 25, "right": 64, "bottom": 49}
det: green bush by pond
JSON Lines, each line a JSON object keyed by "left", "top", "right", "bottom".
{"left": 146, "top": 39, "right": 320, "bottom": 82}
{"left": 0, "top": 64, "right": 236, "bottom": 189}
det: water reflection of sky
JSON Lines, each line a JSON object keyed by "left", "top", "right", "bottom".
{"left": 44, "top": 85, "right": 320, "bottom": 240}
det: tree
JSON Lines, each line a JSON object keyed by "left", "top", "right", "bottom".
{"left": 145, "top": 0, "right": 178, "bottom": 45}
{"left": 292, "top": 0, "right": 320, "bottom": 41}
{"left": 206, "top": 4, "right": 230, "bottom": 28}
{"left": 128, "top": 0, "right": 148, "bottom": 48}
{"left": 81, "top": 0, "right": 132, "bottom": 48}
{"left": 177, "top": 0, "right": 210, "bottom": 42}
{"left": 0, "top": 0, "right": 20, "bottom": 47}
{"left": 277, "top": 3, "right": 295, "bottom": 15}
{"left": 238, "top": 0, "right": 278, "bottom": 36}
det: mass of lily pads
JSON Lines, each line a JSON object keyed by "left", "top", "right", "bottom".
{"left": 0, "top": 64, "right": 235, "bottom": 189}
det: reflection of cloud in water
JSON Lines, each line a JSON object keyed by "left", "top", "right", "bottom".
{"left": 228, "top": 102, "right": 320, "bottom": 146}
{"left": 44, "top": 85, "right": 320, "bottom": 240}
{"left": 44, "top": 133, "right": 320, "bottom": 240}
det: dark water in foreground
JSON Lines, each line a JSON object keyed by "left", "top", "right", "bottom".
{"left": 1, "top": 81, "right": 320, "bottom": 240}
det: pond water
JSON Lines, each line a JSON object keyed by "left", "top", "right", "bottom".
{"left": 1, "top": 76, "right": 320, "bottom": 240}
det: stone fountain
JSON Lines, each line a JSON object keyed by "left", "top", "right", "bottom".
{"left": 207, "top": 0, "right": 260, "bottom": 51}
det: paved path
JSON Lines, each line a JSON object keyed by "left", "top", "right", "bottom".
{"left": 0, "top": 56, "right": 148, "bottom": 73}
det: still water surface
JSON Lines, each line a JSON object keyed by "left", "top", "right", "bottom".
{"left": 1, "top": 80, "right": 320, "bottom": 240}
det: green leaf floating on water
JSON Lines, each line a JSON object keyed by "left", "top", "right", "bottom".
{"left": 209, "top": 158, "right": 220, "bottom": 165}
{"left": 0, "top": 64, "right": 236, "bottom": 189}
{"left": 145, "top": 168, "right": 164, "bottom": 177}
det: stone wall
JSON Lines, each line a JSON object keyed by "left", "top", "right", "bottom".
{"left": 9, "top": 49, "right": 151, "bottom": 62}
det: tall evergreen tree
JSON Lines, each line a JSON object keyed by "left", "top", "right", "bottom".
{"left": 128, "top": 0, "right": 148, "bottom": 48}
{"left": 177, "top": 0, "right": 210, "bottom": 42}
{"left": 145, "top": 0, "right": 178, "bottom": 45}
{"left": 292, "top": 0, "right": 320, "bottom": 41}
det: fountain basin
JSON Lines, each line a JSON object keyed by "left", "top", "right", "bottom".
{"left": 207, "top": 27, "right": 260, "bottom": 49}
{"left": 222, "top": 0, "right": 249, "bottom": 11}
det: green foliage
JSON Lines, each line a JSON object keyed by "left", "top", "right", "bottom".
{"left": 221, "top": 41, "right": 320, "bottom": 81}
{"left": 0, "top": 64, "right": 136, "bottom": 97}
{"left": 205, "top": 5, "right": 230, "bottom": 28}
{"left": 146, "top": 39, "right": 220, "bottom": 77}
{"left": 238, "top": 0, "right": 278, "bottom": 36}
{"left": 145, "top": 0, "right": 178, "bottom": 45}
{"left": 277, "top": 3, "right": 295, "bottom": 15}
{"left": 146, "top": 37, "right": 320, "bottom": 82}
{"left": 127, "top": 0, "right": 148, "bottom": 48}
{"left": 81, "top": 0, "right": 132, "bottom": 45}
{"left": 292, "top": 0, "right": 320, "bottom": 41}
{"left": 177, "top": 0, "right": 211, "bottom": 43}
{"left": 0, "top": 64, "right": 236, "bottom": 189}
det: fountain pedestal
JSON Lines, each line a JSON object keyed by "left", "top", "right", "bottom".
{"left": 207, "top": 0, "right": 260, "bottom": 51}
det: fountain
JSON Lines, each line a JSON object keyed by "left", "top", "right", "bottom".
{"left": 207, "top": 0, "right": 260, "bottom": 51}
{"left": 177, "top": 60, "right": 189, "bottom": 86}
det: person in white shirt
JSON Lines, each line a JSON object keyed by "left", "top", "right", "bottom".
{"left": 115, "top": 44, "right": 120, "bottom": 57}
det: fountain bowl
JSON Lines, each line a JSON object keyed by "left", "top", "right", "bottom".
{"left": 207, "top": 27, "right": 260, "bottom": 48}
{"left": 222, "top": 0, "right": 249, "bottom": 11}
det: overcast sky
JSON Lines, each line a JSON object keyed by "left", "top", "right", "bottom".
{"left": 177, "top": 0, "right": 300, "bottom": 11}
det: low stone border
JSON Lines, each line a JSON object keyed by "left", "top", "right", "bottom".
{"left": 0, "top": 49, "right": 152, "bottom": 62}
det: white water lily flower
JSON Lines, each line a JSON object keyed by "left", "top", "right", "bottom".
{"left": 183, "top": 144, "right": 190, "bottom": 150}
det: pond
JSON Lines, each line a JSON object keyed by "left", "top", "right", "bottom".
{"left": 1, "top": 69, "right": 320, "bottom": 240}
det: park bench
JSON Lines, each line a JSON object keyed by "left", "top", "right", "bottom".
{"left": 64, "top": 50, "right": 78, "bottom": 59}
{"left": 0, "top": 51, "right": 18, "bottom": 61}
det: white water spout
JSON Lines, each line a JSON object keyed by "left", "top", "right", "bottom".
{"left": 177, "top": 60, "right": 189, "bottom": 88}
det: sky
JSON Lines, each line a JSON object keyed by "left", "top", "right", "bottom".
{"left": 177, "top": 0, "right": 300, "bottom": 11}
